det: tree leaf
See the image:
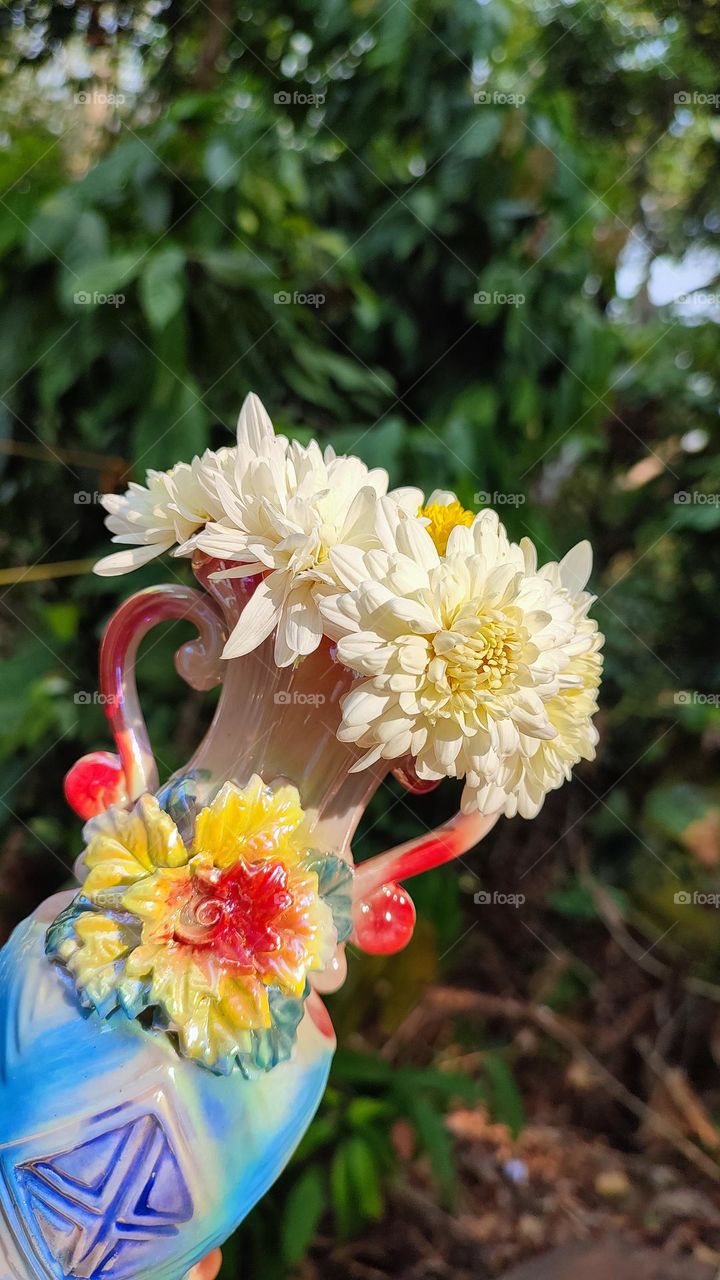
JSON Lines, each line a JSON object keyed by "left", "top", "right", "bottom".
{"left": 405, "top": 1093, "right": 456, "bottom": 1204}
{"left": 68, "top": 252, "right": 142, "bottom": 309}
{"left": 281, "top": 1165, "right": 326, "bottom": 1264}
{"left": 140, "top": 246, "right": 186, "bottom": 330}
{"left": 483, "top": 1053, "right": 525, "bottom": 1138}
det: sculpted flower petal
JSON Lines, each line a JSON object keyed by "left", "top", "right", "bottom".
{"left": 83, "top": 796, "right": 187, "bottom": 893}
{"left": 174, "top": 975, "right": 272, "bottom": 1071}
{"left": 121, "top": 865, "right": 192, "bottom": 932}
{"left": 194, "top": 776, "right": 306, "bottom": 867}
{"left": 48, "top": 776, "right": 345, "bottom": 1075}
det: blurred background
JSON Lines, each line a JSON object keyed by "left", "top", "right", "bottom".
{"left": 0, "top": 2, "right": 719, "bottom": 1276}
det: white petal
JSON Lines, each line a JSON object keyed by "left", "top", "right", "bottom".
{"left": 510, "top": 693, "right": 556, "bottom": 741}
{"left": 381, "top": 596, "right": 437, "bottom": 634}
{"left": 340, "top": 632, "right": 389, "bottom": 662}
{"left": 374, "top": 495, "right": 406, "bottom": 551}
{"left": 339, "top": 487, "right": 379, "bottom": 548}
{"left": 519, "top": 536, "right": 537, "bottom": 574}
{"left": 209, "top": 561, "right": 266, "bottom": 579}
{"left": 559, "top": 541, "right": 592, "bottom": 594}
{"left": 274, "top": 589, "right": 323, "bottom": 666}
{"left": 385, "top": 557, "right": 429, "bottom": 596}
{"left": 94, "top": 543, "right": 170, "bottom": 576}
{"left": 426, "top": 489, "right": 458, "bottom": 506}
{"left": 215, "top": 474, "right": 249, "bottom": 529}
{"left": 348, "top": 743, "right": 386, "bottom": 773}
{"left": 382, "top": 729, "right": 414, "bottom": 758}
{"left": 445, "top": 524, "right": 474, "bottom": 557}
{"left": 375, "top": 714, "right": 415, "bottom": 745}
{"left": 329, "top": 545, "right": 369, "bottom": 591}
{"left": 429, "top": 720, "right": 463, "bottom": 769}
{"left": 318, "top": 592, "right": 358, "bottom": 641}
{"left": 236, "top": 392, "right": 273, "bottom": 452}
{"left": 341, "top": 686, "right": 391, "bottom": 728}
{"left": 364, "top": 468, "right": 390, "bottom": 498}
{"left": 390, "top": 486, "right": 424, "bottom": 513}
{"left": 395, "top": 518, "right": 440, "bottom": 570}
{"left": 222, "top": 574, "right": 284, "bottom": 659}
{"left": 496, "top": 718, "right": 520, "bottom": 755}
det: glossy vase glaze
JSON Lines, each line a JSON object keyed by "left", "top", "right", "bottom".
{"left": 0, "top": 556, "right": 498, "bottom": 1280}
{"left": 0, "top": 896, "right": 333, "bottom": 1280}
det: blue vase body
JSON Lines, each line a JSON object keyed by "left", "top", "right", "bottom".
{"left": 0, "top": 899, "right": 333, "bottom": 1280}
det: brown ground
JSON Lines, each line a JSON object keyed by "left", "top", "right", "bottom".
{"left": 303, "top": 973, "right": 720, "bottom": 1280}
{"left": 305, "top": 1107, "right": 720, "bottom": 1279}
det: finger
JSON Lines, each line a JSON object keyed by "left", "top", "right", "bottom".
{"left": 187, "top": 1248, "right": 222, "bottom": 1280}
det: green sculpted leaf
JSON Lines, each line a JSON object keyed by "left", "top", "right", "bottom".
{"left": 302, "top": 853, "right": 354, "bottom": 942}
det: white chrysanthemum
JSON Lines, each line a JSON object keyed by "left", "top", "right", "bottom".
{"left": 172, "top": 445, "right": 236, "bottom": 546}
{"left": 195, "top": 396, "right": 421, "bottom": 666}
{"left": 94, "top": 446, "right": 235, "bottom": 577}
{"left": 94, "top": 470, "right": 178, "bottom": 576}
{"left": 320, "top": 511, "right": 602, "bottom": 818}
{"left": 489, "top": 564, "right": 603, "bottom": 817}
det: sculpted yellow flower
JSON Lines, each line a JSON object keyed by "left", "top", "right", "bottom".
{"left": 48, "top": 777, "right": 352, "bottom": 1074}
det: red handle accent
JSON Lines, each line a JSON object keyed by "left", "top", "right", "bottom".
{"left": 351, "top": 754, "right": 502, "bottom": 955}
{"left": 65, "top": 585, "right": 225, "bottom": 819}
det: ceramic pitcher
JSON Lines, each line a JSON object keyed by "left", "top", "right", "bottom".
{"left": 0, "top": 555, "right": 497, "bottom": 1280}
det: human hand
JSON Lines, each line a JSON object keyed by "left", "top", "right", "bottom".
{"left": 188, "top": 1249, "right": 222, "bottom": 1280}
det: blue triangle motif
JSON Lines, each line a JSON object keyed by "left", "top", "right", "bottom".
{"left": 16, "top": 1114, "right": 193, "bottom": 1279}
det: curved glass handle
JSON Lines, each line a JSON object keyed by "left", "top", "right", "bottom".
{"left": 355, "top": 805, "right": 502, "bottom": 898}
{"left": 350, "top": 803, "right": 501, "bottom": 955}
{"left": 65, "top": 585, "right": 225, "bottom": 819}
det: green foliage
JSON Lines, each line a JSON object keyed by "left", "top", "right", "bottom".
{"left": 231, "top": 1045, "right": 509, "bottom": 1274}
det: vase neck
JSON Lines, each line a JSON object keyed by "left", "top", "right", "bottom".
{"left": 180, "top": 559, "right": 387, "bottom": 861}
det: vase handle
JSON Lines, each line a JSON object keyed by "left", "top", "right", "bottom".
{"left": 350, "top": 768, "right": 502, "bottom": 955}
{"left": 65, "top": 585, "right": 226, "bottom": 819}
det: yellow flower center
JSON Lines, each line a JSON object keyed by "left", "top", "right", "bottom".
{"left": 447, "top": 619, "right": 522, "bottom": 693}
{"left": 418, "top": 501, "right": 474, "bottom": 554}
{"left": 424, "top": 612, "right": 527, "bottom": 719}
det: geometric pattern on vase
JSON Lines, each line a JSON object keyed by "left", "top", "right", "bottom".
{"left": 14, "top": 1114, "right": 192, "bottom": 1280}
